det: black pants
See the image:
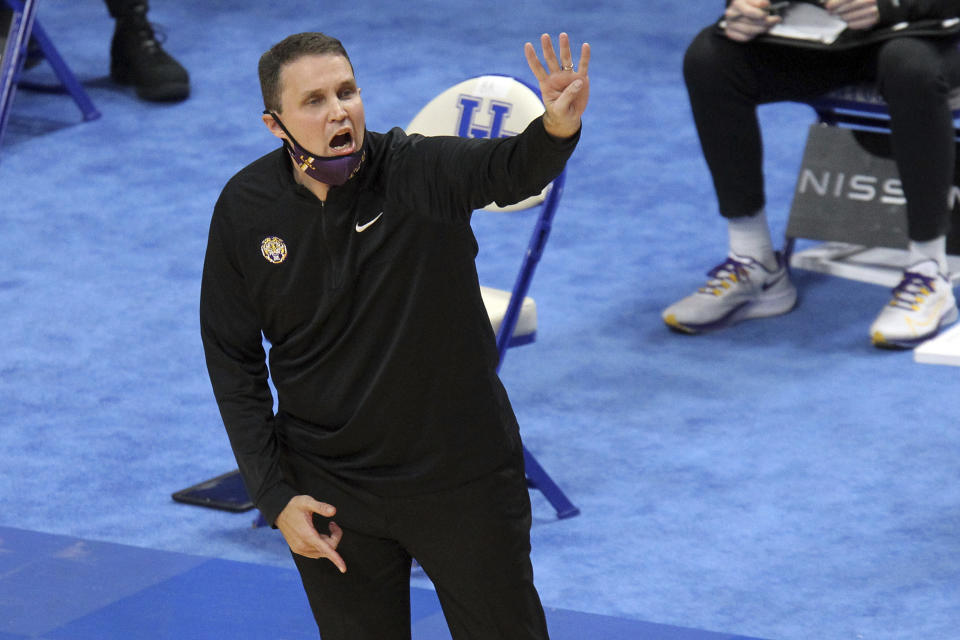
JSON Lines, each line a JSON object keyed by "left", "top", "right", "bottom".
{"left": 684, "top": 27, "right": 960, "bottom": 241}
{"left": 285, "top": 453, "right": 549, "bottom": 640}
{"left": 104, "top": 0, "right": 146, "bottom": 19}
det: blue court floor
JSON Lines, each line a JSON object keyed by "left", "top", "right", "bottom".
{"left": 0, "top": 526, "right": 767, "bottom": 640}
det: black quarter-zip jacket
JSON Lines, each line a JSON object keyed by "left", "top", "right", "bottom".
{"left": 200, "top": 116, "right": 578, "bottom": 525}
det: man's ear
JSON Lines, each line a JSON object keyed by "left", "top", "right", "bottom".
{"left": 262, "top": 112, "right": 287, "bottom": 141}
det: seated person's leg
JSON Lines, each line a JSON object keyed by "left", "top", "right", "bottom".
{"left": 663, "top": 30, "right": 849, "bottom": 334}
{"left": 869, "top": 37, "right": 959, "bottom": 347}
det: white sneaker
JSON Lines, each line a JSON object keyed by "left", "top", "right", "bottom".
{"left": 869, "top": 259, "right": 958, "bottom": 349}
{"left": 662, "top": 252, "right": 797, "bottom": 334}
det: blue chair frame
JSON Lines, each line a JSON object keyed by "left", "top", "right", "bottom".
{"left": 489, "top": 167, "right": 579, "bottom": 519}
{"left": 0, "top": 0, "right": 100, "bottom": 151}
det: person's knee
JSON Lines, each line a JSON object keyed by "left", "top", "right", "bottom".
{"left": 877, "top": 39, "right": 948, "bottom": 105}
{"left": 683, "top": 28, "right": 726, "bottom": 92}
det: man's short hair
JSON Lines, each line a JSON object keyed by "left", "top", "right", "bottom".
{"left": 258, "top": 32, "right": 353, "bottom": 113}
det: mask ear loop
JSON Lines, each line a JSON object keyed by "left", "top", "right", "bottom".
{"left": 264, "top": 109, "right": 327, "bottom": 179}
{"left": 263, "top": 110, "right": 305, "bottom": 152}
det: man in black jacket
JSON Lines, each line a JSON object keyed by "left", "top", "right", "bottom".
{"left": 663, "top": 0, "right": 960, "bottom": 348}
{"left": 200, "top": 31, "right": 589, "bottom": 639}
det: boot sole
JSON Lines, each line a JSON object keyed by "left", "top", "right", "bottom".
{"left": 111, "top": 68, "right": 190, "bottom": 102}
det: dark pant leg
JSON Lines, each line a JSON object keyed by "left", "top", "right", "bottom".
{"left": 104, "top": 0, "right": 147, "bottom": 19}
{"left": 877, "top": 37, "right": 960, "bottom": 241}
{"left": 395, "top": 461, "right": 548, "bottom": 640}
{"left": 281, "top": 445, "right": 415, "bottom": 639}
{"left": 683, "top": 27, "right": 879, "bottom": 217}
{"left": 291, "top": 522, "right": 414, "bottom": 640}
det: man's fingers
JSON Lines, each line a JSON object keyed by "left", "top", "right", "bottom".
{"left": 578, "top": 43, "right": 591, "bottom": 76}
{"left": 325, "top": 547, "right": 347, "bottom": 573}
{"left": 824, "top": 0, "right": 876, "bottom": 15}
{"left": 302, "top": 496, "right": 336, "bottom": 518}
{"left": 541, "top": 33, "right": 561, "bottom": 72}
{"left": 325, "top": 521, "right": 344, "bottom": 549}
{"left": 317, "top": 523, "right": 346, "bottom": 573}
{"left": 724, "top": 13, "right": 780, "bottom": 41}
{"left": 527, "top": 35, "right": 589, "bottom": 78}
{"left": 292, "top": 539, "right": 347, "bottom": 573}
{"left": 823, "top": 0, "right": 851, "bottom": 10}
{"left": 557, "top": 32, "right": 573, "bottom": 68}
{"left": 290, "top": 521, "right": 347, "bottom": 573}
{"left": 555, "top": 78, "right": 584, "bottom": 113}
{"left": 834, "top": 5, "right": 879, "bottom": 28}
{"left": 524, "top": 41, "right": 547, "bottom": 82}
{"left": 727, "top": 0, "right": 771, "bottom": 21}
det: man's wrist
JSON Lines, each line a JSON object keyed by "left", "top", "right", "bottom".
{"left": 542, "top": 114, "right": 581, "bottom": 141}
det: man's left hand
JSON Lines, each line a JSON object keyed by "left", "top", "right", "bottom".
{"left": 524, "top": 32, "right": 590, "bottom": 139}
{"left": 824, "top": 0, "right": 879, "bottom": 30}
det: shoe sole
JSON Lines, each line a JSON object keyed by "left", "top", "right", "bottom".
{"left": 136, "top": 83, "right": 190, "bottom": 102}
{"left": 110, "top": 68, "right": 190, "bottom": 102}
{"left": 871, "top": 304, "right": 959, "bottom": 349}
{"left": 664, "top": 286, "right": 798, "bottom": 334}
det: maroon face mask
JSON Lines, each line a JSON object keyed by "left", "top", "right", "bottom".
{"left": 265, "top": 110, "right": 365, "bottom": 186}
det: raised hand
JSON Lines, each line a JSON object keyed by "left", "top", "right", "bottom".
{"left": 524, "top": 32, "right": 590, "bottom": 139}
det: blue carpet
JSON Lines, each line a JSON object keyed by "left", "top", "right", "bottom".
{"left": 2, "top": 2, "right": 960, "bottom": 640}
{"left": 0, "top": 527, "right": 766, "bottom": 640}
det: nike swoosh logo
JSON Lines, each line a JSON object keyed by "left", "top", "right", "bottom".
{"left": 355, "top": 211, "right": 384, "bottom": 233}
{"left": 905, "top": 297, "right": 947, "bottom": 332}
{"left": 762, "top": 271, "right": 786, "bottom": 291}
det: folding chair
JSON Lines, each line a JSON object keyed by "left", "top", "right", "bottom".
{"left": 785, "top": 84, "right": 960, "bottom": 287}
{"left": 0, "top": 0, "right": 100, "bottom": 151}
{"left": 406, "top": 74, "right": 579, "bottom": 519}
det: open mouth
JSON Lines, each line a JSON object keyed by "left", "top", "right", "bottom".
{"left": 329, "top": 131, "right": 354, "bottom": 154}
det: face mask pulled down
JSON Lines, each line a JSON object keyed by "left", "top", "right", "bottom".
{"left": 265, "top": 111, "right": 365, "bottom": 186}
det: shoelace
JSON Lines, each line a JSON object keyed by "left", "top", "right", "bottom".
{"left": 119, "top": 9, "right": 170, "bottom": 57}
{"left": 132, "top": 24, "right": 169, "bottom": 55}
{"left": 888, "top": 271, "right": 937, "bottom": 311}
{"left": 698, "top": 257, "right": 751, "bottom": 296}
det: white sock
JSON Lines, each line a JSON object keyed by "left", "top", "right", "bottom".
{"left": 727, "top": 209, "right": 777, "bottom": 270}
{"left": 908, "top": 236, "right": 948, "bottom": 275}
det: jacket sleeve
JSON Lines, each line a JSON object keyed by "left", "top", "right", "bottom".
{"left": 876, "top": 0, "right": 960, "bottom": 24}
{"left": 390, "top": 115, "right": 580, "bottom": 220}
{"left": 199, "top": 195, "right": 297, "bottom": 527}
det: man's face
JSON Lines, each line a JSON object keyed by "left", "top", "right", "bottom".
{"left": 266, "top": 53, "right": 365, "bottom": 157}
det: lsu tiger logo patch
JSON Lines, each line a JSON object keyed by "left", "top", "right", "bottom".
{"left": 260, "top": 236, "right": 288, "bottom": 264}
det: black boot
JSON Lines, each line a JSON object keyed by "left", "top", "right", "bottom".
{"left": 109, "top": 2, "right": 189, "bottom": 102}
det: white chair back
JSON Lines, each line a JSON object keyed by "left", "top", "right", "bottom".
{"left": 406, "top": 74, "right": 548, "bottom": 212}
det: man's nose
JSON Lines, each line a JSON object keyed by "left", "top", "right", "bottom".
{"left": 329, "top": 99, "right": 348, "bottom": 120}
